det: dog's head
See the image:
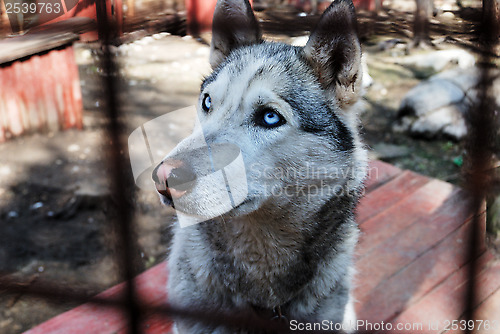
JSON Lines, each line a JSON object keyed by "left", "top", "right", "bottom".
{"left": 153, "top": 0, "right": 366, "bottom": 223}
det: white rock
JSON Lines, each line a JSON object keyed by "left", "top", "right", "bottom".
{"left": 362, "top": 55, "right": 373, "bottom": 89}
{"left": 290, "top": 35, "right": 309, "bottom": 47}
{"left": 398, "top": 49, "right": 475, "bottom": 72}
{"left": 372, "top": 143, "right": 411, "bottom": 159}
{"left": 79, "top": 49, "right": 92, "bottom": 61}
{"left": 7, "top": 211, "right": 18, "bottom": 218}
{"left": 396, "top": 66, "right": 500, "bottom": 140}
{"left": 195, "top": 47, "right": 210, "bottom": 56}
{"left": 400, "top": 79, "right": 465, "bottom": 117}
{"left": 410, "top": 105, "right": 464, "bottom": 138}
{"left": 441, "top": 12, "right": 455, "bottom": 20}
{"left": 0, "top": 166, "right": 11, "bottom": 175}
{"left": 433, "top": 67, "right": 478, "bottom": 91}
{"left": 68, "top": 144, "right": 80, "bottom": 152}
{"left": 30, "top": 202, "right": 44, "bottom": 210}
{"left": 442, "top": 118, "right": 467, "bottom": 140}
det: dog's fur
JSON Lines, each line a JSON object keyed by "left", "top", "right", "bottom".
{"left": 153, "top": 0, "right": 367, "bottom": 332}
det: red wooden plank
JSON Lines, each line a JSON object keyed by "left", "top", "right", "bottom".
{"left": 356, "top": 213, "right": 486, "bottom": 324}
{"left": 39, "top": 53, "right": 57, "bottom": 133}
{"left": 365, "top": 160, "right": 403, "bottom": 193}
{"left": 64, "top": 46, "right": 83, "bottom": 129}
{"left": 24, "top": 262, "right": 170, "bottom": 334}
{"left": 6, "top": 64, "right": 24, "bottom": 136}
{"left": 32, "top": 55, "right": 48, "bottom": 132}
{"left": 379, "top": 254, "right": 500, "bottom": 334}
{"left": 142, "top": 316, "right": 174, "bottom": 334}
{"left": 469, "top": 285, "right": 500, "bottom": 333}
{"left": 57, "top": 48, "right": 72, "bottom": 129}
{"left": 49, "top": 49, "right": 63, "bottom": 132}
{"left": 115, "top": 312, "right": 173, "bottom": 334}
{"left": 23, "top": 55, "right": 42, "bottom": 131}
{"left": 354, "top": 187, "right": 476, "bottom": 303}
{"left": 444, "top": 285, "right": 500, "bottom": 334}
{"left": 358, "top": 180, "right": 458, "bottom": 259}
{"left": 69, "top": 45, "right": 84, "bottom": 129}
{"left": 12, "top": 60, "right": 30, "bottom": 133}
{"left": 357, "top": 170, "right": 431, "bottom": 224}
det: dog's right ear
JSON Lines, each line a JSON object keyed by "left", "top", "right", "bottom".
{"left": 210, "top": 0, "right": 262, "bottom": 68}
{"left": 302, "top": 0, "right": 362, "bottom": 109}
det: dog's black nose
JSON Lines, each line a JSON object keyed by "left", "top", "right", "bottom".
{"left": 152, "top": 160, "right": 196, "bottom": 200}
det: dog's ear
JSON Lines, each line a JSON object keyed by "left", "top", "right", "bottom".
{"left": 302, "top": 0, "right": 362, "bottom": 108}
{"left": 210, "top": 0, "right": 262, "bottom": 68}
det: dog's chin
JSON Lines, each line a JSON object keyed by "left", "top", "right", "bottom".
{"left": 224, "top": 197, "right": 261, "bottom": 217}
{"left": 158, "top": 192, "right": 260, "bottom": 220}
{"left": 217, "top": 198, "right": 257, "bottom": 218}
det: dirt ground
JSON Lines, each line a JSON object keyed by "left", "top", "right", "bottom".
{"left": 0, "top": 2, "right": 495, "bottom": 333}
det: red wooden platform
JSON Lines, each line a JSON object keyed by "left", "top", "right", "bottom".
{"left": 25, "top": 161, "right": 500, "bottom": 334}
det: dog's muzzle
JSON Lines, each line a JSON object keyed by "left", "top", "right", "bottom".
{"left": 152, "top": 160, "right": 196, "bottom": 202}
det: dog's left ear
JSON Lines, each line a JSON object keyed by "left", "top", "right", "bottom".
{"left": 210, "top": 0, "right": 262, "bottom": 68}
{"left": 302, "top": 0, "right": 362, "bottom": 108}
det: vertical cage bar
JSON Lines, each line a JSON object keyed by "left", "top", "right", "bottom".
{"left": 462, "top": 3, "right": 499, "bottom": 332}
{"left": 94, "top": 0, "right": 141, "bottom": 333}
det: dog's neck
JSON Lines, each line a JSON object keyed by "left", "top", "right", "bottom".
{"left": 191, "top": 192, "right": 357, "bottom": 307}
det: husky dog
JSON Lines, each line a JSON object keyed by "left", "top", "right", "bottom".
{"left": 152, "top": 0, "right": 367, "bottom": 332}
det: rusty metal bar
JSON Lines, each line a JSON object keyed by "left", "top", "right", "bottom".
{"left": 462, "top": 5, "right": 499, "bottom": 333}
{"left": 93, "top": 0, "right": 141, "bottom": 332}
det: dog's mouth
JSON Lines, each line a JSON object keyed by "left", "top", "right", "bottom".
{"left": 153, "top": 142, "right": 249, "bottom": 222}
{"left": 155, "top": 180, "right": 193, "bottom": 199}
{"left": 157, "top": 188, "right": 175, "bottom": 207}
{"left": 157, "top": 186, "right": 254, "bottom": 219}
{"left": 155, "top": 182, "right": 195, "bottom": 209}
{"left": 152, "top": 160, "right": 197, "bottom": 209}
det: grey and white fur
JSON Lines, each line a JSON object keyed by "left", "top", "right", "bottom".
{"left": 152, "top": 0, "right": 368, "bottom": 332}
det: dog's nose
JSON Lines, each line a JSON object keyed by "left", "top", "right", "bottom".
{"left": 152, "top": 160, "right": 196, "bottom": 200}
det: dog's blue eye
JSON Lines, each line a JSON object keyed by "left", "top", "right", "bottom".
{"left": 263, "top": 111, "right": 280, "bottom": 125}
{"left": 202, "top": 94, "right": 211, "bottom": 112}
{"left": 256, "top": 108, "right": 285, "bottom": 128}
